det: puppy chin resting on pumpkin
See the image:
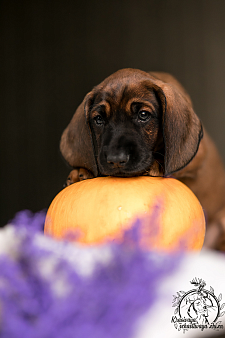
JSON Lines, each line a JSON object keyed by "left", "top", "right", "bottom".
{"left": 60, "top": 68, "right": 225, "bottom": 251}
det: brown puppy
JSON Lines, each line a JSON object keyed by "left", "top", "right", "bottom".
{"left": 60, "top": 68, "right": 225, "bottom": 250}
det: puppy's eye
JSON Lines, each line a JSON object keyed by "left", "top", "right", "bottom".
{"left": 138, "top": 110, "right": 151, "bottom": 121}
{"left": 94, "top": 115, "right": 104, "bottom": 126}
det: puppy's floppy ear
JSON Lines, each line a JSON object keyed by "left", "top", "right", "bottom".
{"left": 60, "top": 92, "right": 98, "bottom": 176}
{"left": 150, "top": 74, "right": 203, "bottom": 176}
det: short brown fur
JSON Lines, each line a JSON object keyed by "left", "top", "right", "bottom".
{"left": 60, "top": 68, "right": 225, "bottom": 250}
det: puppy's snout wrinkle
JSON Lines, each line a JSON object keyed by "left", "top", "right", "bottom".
{"left": 107, "top": 152, "right": 130, "bottom": 168}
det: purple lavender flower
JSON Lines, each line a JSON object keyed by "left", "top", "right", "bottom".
{"left": 0, "top": 209, "right": 180, "bottom": 338}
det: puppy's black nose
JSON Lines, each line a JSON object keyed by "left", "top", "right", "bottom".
{"left": 107, "top": 152, "right": 129, "bottom": 168}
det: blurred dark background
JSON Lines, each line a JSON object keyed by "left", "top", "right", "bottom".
{"left": 1, "top": 0, "right": 225, "bottom": 226}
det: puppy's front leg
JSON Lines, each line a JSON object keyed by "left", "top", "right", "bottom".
{"left": 64, "top": 168, "right": 94, "bottom": 187}
{"left": 203, "top": 206, "right": 225, "bottom": 251}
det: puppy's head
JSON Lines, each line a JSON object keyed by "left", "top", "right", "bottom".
{"left": 85, "top": 70, "right": 163, "bottom": 177}
{"left": 60, "top": 69, "right": 202, "bottom": 177}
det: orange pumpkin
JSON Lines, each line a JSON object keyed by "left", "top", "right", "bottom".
{"left": 44, "top": 176, "right": 206, "bottom": 251}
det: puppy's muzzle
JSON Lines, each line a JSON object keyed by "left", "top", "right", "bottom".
{"left": 106, "top": 152, "right": 130, "bottom": 168}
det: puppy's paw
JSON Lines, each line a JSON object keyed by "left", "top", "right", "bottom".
{"left": 64, "top": 168, "right": 94, "bottom": 187}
